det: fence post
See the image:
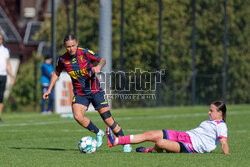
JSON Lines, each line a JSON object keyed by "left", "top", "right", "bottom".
{"left": 157, "top": 0, "right": 162, "bottom": 106}
{"left": 191, "top": 0, "right": 196, "bottom": 105}
{"left": 222, "top": 0, "right": 227, "bottom": 102}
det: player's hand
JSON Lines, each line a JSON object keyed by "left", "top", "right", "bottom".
{"left": 43, "top": 91, "right": 50, "bottom": 99}
{"left": 91, "top": 66, "right": 101, "bottom": 74}
{"left": 10, "top": 76, "right": 15, "bottom": 85}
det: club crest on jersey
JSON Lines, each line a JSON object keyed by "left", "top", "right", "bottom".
{"left": 68, "top": 68, "right": 88, "bottom": 79}
{"left": 79, "top": 55, "right": 83, "bottom": 62}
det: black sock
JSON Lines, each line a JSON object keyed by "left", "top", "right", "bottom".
{"left": 114, "top": 129, "right": 124, "bottom": 137}
{"left": 86, "top": 121, "right": 99, "bottom": 134}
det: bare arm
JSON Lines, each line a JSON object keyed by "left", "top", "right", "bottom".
{"left": 97, "top": 57, "right": 106, "bottom": 68}
{"left": 42, "top": 71, "right": 60, "bottom": 99}
{"left": 220, "top": 138, "right": 230, "bottom": 154}
{"left": 6, "top": 58, "right": 14, "bottom": 85}
{"left": 91, "top": 57, "right": 106, "bottom": 74}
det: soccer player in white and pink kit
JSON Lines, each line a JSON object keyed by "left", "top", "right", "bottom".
{"left": 106, "top": 101, "right": 229, "bottom": 154}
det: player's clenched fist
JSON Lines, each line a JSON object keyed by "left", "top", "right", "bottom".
{"left": 43, "top": 91, "right": 50, "bottom": 99}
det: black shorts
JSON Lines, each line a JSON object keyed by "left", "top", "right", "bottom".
{"left": 72, "top": 90, "right": 109, "bottom": 110}
{"left": 0, "top": 75, "right": 7, "bottom": 103}
{"left": 177, "top": 142, "right": 189, "bottom": 153}
{"left": 162, "top": 129, "right": 189, "bottom": 153}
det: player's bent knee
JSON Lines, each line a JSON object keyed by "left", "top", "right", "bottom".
{"left": 143, "top": 131, "right": 158, "bottom": 142}
{"left": 98, "top": 106, "right": 110, "bottom": 113}
{"left": 155, "top": 139, "right": 165, "bottom": 148}
{"left": 73, "top": 112, "right": 85, "bottom": 121}
{"left": 73, "top": 114, "right": 82, "bottom": 121}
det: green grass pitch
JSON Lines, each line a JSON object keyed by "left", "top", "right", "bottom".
{"left": 0, "top": 104, "right": 249, "bottom": 167}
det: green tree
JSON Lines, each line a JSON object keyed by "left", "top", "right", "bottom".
{"left": 33, "top": 0, "right": 249, "bottom": 107}
{"left": 5, "top": 55, "right": 43, "bottom": 112}
{"left": 226, "top": 0, "right": 250, "bottom": 103}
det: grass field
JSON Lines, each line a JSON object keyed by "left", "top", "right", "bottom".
{"left": 0, "top": 104, "right": 249, "bottom": 167}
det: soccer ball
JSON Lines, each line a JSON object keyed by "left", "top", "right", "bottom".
{"left": 78, "top": 136, "right": 97, "bottom": 154}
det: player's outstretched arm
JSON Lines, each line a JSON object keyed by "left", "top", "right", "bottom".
{"left": 43, "top": 71, "right": 60, "bottom": 99}
{"left": 220, "top": 138, "right": 230, "bottom": 154}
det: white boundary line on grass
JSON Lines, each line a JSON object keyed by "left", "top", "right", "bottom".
{"left": 0, "top": 110, "right": 249, "bottom": 128}
{"left": 116, "top": 110, "right": 250, "bottom": 121}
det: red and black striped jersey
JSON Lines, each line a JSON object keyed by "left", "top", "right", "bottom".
{"left": 56, "top": 47, "right": 102, "bottom": 95}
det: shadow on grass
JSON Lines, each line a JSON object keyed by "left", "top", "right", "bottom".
{"left": 10, "top": 147, "right": 78, "bottom": 152}
{"left": 10, "top": 147, "right": 111, "bottom": 153}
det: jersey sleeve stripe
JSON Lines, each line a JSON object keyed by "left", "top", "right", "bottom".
{"left": 218, "top": 136, "right": 227, "bottom": 139}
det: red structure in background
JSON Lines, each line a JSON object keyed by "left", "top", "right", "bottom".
{"left": 0, "top": 0, "right": 49, "bottom": 62}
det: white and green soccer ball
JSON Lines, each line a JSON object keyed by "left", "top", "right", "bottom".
{"left": 78, "top": 136, "right": 97, "bottom": 154}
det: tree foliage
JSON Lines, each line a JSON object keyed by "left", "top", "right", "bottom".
{"left": 5, "top": 55, "right": 43, "bottom": 112}
{"left": 19, "top": 0, "right": 249, "bottom": 109}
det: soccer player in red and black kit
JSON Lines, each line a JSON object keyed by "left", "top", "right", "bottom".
{"left": 43, "top": 34, "right": 132, "bottom": 152}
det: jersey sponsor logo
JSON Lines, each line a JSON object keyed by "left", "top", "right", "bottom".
{"left": 65, "top": 61, "right": 70, "bottom": 65}
{"left": 68, "top": 68, "right": 88, "bottom": 79}
{"left": 72, "top": 58, "right": 77, "bottom": 64}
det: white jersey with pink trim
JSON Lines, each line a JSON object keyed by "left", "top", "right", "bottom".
{"left": 186, "top": 120, "right": 227, "bottom": 153}
{"left": 0, "top": 45, "right": 10, "bottom": 75}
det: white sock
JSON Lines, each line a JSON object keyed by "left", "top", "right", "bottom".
{"left": 115, "top": 138, "right": 119, "bottom": 145}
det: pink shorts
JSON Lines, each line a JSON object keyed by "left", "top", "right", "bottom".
{"left": 163, "top": 129, "right": 196, "bottom": 153}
